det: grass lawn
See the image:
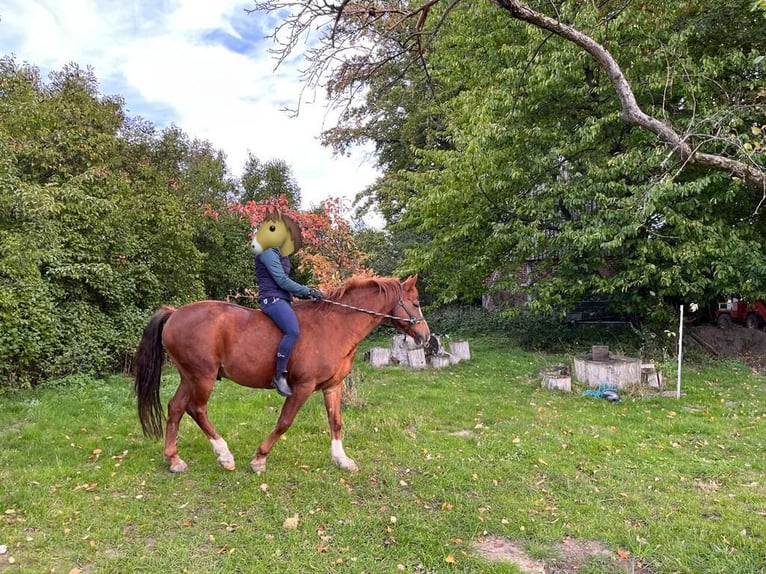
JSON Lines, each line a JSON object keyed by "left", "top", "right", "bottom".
{"left": 1, "top": 335, "right": 764, "bottom": 573}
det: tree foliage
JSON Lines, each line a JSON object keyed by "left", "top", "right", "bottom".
{"left": 225, "top": 195, "right": 372, "bottom": 290}
{"left": 251, "top": 0, "right": 766, "bottom": 324}
{"left": 240, "top": 153, "right": 302, "bottom": 208}
{"left": 0, "top": 58, "right": 246, "bottom": 386}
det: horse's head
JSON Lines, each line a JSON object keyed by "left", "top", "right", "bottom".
{"left": 389, "top": 275, "right": 431, "bottom": 345}
{"left": 251, "top": 208, "right": 303, "bottom": 256}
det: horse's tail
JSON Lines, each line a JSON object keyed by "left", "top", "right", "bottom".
{"left": 134, "top": 305, "right": 175, "bottom": 439}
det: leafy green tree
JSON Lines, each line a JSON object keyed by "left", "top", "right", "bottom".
{"left": 240, "top": 153, "right": 302, "bottom": 208}
{"left": 0, "top": 57, "right": 245, "bottom": 386}
{"left": 251, "top": 0, "right": 766, "bottom": 325}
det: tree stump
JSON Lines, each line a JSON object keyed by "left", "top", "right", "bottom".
{"left": 448, "top": 340, "right": 471, "bottom": 362}
{"left": 407, "top": 348, "right": 427, "bottom": 369}
{"left": 430, "top": 354, "right": 453, "bottom": 368}
{"left": 540, "top": 365, "right": 572, "bottom": 392}
{"left": 641, "top": 363, "right": 663, "bottom": 389}
{"left": 365, "top": 347, "right": 391, "bottom": 367}
{"left": 391, "top": 334, "right": 420, "bottom": 364}
{"left": 573, "top": 351, "right": 641, "bottom": 389}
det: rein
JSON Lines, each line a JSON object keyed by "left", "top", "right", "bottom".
{"left": 318, "top": 298, "right": 423, "bottom": 325}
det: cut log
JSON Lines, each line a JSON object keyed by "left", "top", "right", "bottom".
{"left": 430, "top": 354, "right": 453, "bottom": 368}
{"left": 448, "top": 340, "right": 471, "bottom": 362}
{"left": 540, "top": 364, "right": 572, "bottom": 392}
{"left": 591, "top": 345, "right": 610, "bottom": 360}
{"left": 542, "top": 375, "right": 572, "bottom": 392}
{"left": 641, "top": 363, "right": 663, "bottom": 389}
{"left": 365, "top": 347, "right": 391, "bottom": 367}
{"left": 391, "top": 334, "right": 420, "bottom": 364}
{"left": 573, "top": 354, "right": 641, "bottom": 389}
{"left": 407, "top": 348, "right": 427, "bottom": 369}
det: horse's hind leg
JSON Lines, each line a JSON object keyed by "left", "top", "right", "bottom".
{"left": 164, "top": 382, "right": 191, "bottom": 473}
{"left": 164, "top": 374, "right": 235, "bottom": 472}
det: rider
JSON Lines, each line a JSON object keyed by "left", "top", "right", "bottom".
{"left": 252, "top": 209, "right": 324, "bottom": 398}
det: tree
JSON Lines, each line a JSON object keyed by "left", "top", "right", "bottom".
{"left": 240, "top": 153, "right": 302, "bottom": 208}
{"left": 250, "top": 1, "right": 766, "bottom": 322}
{"left": 225, "top": 195, "right": 372, "bottom": 290}
{"left": 252, "top": 0, "right": 765, "bottom": 196}
{"left": 0, "top": 57, "right": 241, "bottom": 386}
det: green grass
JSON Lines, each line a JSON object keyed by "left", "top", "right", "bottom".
{"left": 1, "top": 336, "right": 765, "bottom": 573}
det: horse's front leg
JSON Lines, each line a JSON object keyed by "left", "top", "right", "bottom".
{"left": 250, "top": 388, "right": 310, "bottom": 473}
{"left": 323, "top": 384, "right": 358, "bottom": 472}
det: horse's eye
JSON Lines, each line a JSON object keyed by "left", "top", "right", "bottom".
{"left": 269, "top": 225, "right": 276, "bottom": 232}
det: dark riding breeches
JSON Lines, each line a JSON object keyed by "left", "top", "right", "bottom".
{"left": 260, "top": 297, "right": 300, "bottom": 374}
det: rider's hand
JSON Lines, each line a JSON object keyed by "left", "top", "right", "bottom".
{"left": 307, "top": 288, "right": 324, "bottom": 301}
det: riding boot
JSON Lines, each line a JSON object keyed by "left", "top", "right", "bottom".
{"left": 271, "top": 371, "right": 292, "bottom": 397}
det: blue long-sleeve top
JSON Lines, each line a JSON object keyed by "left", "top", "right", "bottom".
{"left": 255, "top": 248, "right": 311, "bottom": 301}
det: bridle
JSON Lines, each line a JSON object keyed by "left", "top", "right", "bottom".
{"left": 318, "top": 297, "right": 423, "bottom": 326}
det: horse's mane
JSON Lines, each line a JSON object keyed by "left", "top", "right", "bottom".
{"left": 325, "top": 276, "right": 403, "bottom": 302}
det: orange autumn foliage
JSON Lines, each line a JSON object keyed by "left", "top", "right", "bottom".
{"left": 223, "top": 195, "right": 372, "bottom": 291}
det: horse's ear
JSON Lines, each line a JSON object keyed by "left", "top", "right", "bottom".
{"left": 402, "top": 274, "right": 419, "bottom": 290}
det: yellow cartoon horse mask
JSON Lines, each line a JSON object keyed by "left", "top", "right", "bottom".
{"left": 251, "top": 208, "right": 303, "bottom": 257}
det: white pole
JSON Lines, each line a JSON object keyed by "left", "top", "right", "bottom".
{"left": 677, "top": 305, "right": 683, "bottom": 399}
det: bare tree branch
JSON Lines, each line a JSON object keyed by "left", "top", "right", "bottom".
{"left": 492, "top": 0, "right": 766, "bottom": 195}
{"left": 248, "top": 0, "right": 766, "bottom": 196}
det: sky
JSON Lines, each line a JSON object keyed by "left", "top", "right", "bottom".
{"left": 0, "top": 0, "right": 380, "bottom": 211}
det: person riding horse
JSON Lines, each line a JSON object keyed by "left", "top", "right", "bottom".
{"left": 251, "top": 208, "right": 324, "bottom": 397}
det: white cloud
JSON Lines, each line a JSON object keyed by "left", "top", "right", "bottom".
{"left": 0, "top": 0, "right": 380, "bottom": 211}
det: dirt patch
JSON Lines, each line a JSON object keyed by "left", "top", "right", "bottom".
{"left": 473, "top": 535, "right": 654, "bottom": 574}
{"left": 688, "top": 325, "right": 766, "bottom": 368}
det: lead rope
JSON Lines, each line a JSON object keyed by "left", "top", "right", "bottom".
{"left": 316, "top": 298, "right": 422, "bottom": 325}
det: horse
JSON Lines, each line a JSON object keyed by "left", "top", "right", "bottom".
{"left": 133, "top": 275, "right": 430, "bottom": 473}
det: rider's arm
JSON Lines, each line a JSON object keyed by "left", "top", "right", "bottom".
{"left": 260, "top": 248, "right": 311, "bottom": 298}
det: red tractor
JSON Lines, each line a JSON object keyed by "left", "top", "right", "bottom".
{"left": 715, "top": 299, "right": 766, "bottom": 330}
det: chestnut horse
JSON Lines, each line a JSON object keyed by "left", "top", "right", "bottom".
{"left": 134, "top": 275, "right": 430, "bottom": 473}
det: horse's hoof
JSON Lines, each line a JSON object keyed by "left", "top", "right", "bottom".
{"left": 169, "top": 459, "right": 188, "bottom": 473}
{"left": 220, "top": 461, "right": 236, "bottom": 471}
{"left": 334, "top": 457, "right": 359, "bottom": 472}
{"left": 250, "top": 458, "right": 266, "bottom": 473}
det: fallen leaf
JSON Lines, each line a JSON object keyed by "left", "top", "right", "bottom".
{"left": 617, "top": 548, "right": 630, "bottom": 559}
{"left": 445, "top": 553, "right": 456, "bottom": 563}
{"left": 283, "top": 513, "right": 300, "bottom": 529}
